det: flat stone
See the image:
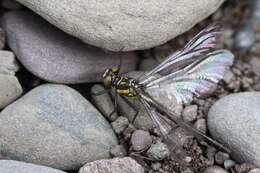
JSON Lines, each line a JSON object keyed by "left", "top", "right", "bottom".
{"left": 0, "top": 50, "right": 19, "bottom": 75}
{"left": 79, "top": 157, "right": 144, "bottom": 173}
{"left": 0, "top": 84, "right": 118, "bottom": 170}
{"left": 131, "top": 130, "right": 152, "bottom": 151}
{"left": 208, "top": 92, "right": 260, "bottom": 167}
{"left": 0, "top": 160, "right": 65, "bottom": 173}
{"left": 1, "top": 11, "right": 137, "bottom": 84}
{"left": 0, "top": 74, "right": 22, "bottom": 109}
{"left": 17, "top": 0, "right": 224, "bottom": 51}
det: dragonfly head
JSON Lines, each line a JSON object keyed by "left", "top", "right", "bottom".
{"left": 102, "top": 67, "right": 119, "bottom": 88}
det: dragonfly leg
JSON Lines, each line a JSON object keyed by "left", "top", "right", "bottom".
{"left": 121, "top": 96, "right": 140, "bottom": 124}
{"left": 90, "top": 89, "right": 109, "bottom": 96}
{"left": 108, "top": 92, "right": 118, "bottom": 119}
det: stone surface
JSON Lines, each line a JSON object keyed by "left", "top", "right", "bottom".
{"left": 0, "top": 84, "right": 118, "bottom": 170}
{"left": 208, "top": 92, "right": 260, "bottom": 167}
{"left": 0, "top": 160, "right": 65, "bottom": 173}
{"left": 0, "top": 74, "right": 23, "bottom": 109}
{"left": 1, "top": 11, "right": 137, "bottom": 84}
{"left": 110, "top": 145, "right": 127, "bottom": 157}
{"left": 147, "top": 141, "right": 170, "bottom": 160}
{"left": 215, "top": 151, "right": 230, "bottom": 165}
{"left": 111, "top": 116, "right": 129, "bottom": 134}
{"left": 194, "top": 118, "right": 207, "bottom": 134}
{"left": 131, "top": 130, "right": 152, "bottom": 151}
{"left": 0, "top": 50, "right": 19, "bottom": 75}
{"left": 0, "top": 28, "right": 5, "bottom": 50}
{"left": 234, "top": 24, "right": 255, "bottom": 52}
{"left": 79, "top": 157, "right": 144, "bottom": 173}
{"left": 249, "top": 57, "right": 260, "bottom": 75}
{"left": 203, "top": 166, "right": 228, "bottom": 173}
{"left": 17, "top": 0, "right": 224, "bottom": 51}
{"left": 91, "top": 84, "right": 118, "bottom": 121}
{"left": 182, "top": 105, "right": 198, "bottom": 122}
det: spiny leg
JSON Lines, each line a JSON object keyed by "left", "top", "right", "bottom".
{"left": 108, "top": 91, "right": 118, "bottom": 119}
{"left": 121, "top": 96, "right": 140, "bottom": 124}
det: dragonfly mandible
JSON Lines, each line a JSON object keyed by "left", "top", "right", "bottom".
{"left": 101, "top": 24, "right": 234, "bottom": 155}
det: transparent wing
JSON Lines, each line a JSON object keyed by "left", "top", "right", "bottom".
{"left": 139, "top": 97, "right": 187, "bottom": 158}
{"left": 145, "top": 50, "right": 234, "bottom": 104}
{"left": 140, "top": 24, "right": 222, "bottom": 85}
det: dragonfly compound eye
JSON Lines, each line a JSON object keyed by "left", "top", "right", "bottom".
{"left": 103, "top": 75, "right": 112, "bottom": 89}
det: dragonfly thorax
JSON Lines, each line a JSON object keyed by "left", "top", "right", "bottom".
{"left": 102, "top": 68, "right": 140, "bottom": 97}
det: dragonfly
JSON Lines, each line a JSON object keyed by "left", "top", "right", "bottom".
{"left": 100, "top": 24, "right": 234, "bottom": 155}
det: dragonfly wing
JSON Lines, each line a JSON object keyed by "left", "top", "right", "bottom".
{"left": 140, "top": 24, "right": 222, "bottom": 85}
{"left": 145, "top": 50, "right": 234, "bottom": 104}
{"left": 139, "top": 97, "right": 187, "bottom": 159}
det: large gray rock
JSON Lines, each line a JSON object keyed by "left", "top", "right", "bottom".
{"left": 0, "top": 74, "right": 22, "bottom": 109}
{"left": 16, "top": 0, "right": 224, "bottom": 51}
{"left": 1, "top": 11, "right": 137, "bottom": 84}
{"left": 0, "top": 160, "right": 65, "bottom": 173}
{"left": 79, "top": 157, "right": 144, "bottom": 173}
{"left": 208, "top": 92, "right": 260, "bottom": 167}
{"left": 0, "top": 84, "right": 118, "bottom": 170}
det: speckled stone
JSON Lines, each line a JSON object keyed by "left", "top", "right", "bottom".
{"left": 1, "top": 11, "right": 137, "bottom": 84}
{"left": 0, "top": 160, "right": 66, "bottom": 173}
{"left": 0, "top": 84, "right": 118, "bottom": 170}
{"left": 208, "top": 92, "right": 260, "bottom": 167}
{"left": 79, "top": 157, "right": 144, "bottom": 173}
{"left": 16, "top": 0, "right": 224, "bottom": 51}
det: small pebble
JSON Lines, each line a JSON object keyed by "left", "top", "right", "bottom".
{"left": 131, "top": 130, "right": 152, "bottom": 151}
{"left": 206, "top": 146, "right": 217, "bottom": 161}
{"left": 111, "top": 116, "right": 129, "bottom": 134}
{"left": 182, "top": 105, "right": 198, "bottom": 122}
{"left": 235, "top": 163, "right": 256, "bottom": 173}
{"left": 249, "top": 57, "right": 260, "bottom": 75}
{"left": 123, "top": 124, "right": 136, "bottom": 140}
{"left": 203, "top": 166, "right": 228, "bottom": 173}
{"left": 233, "top": 25, "right": 255, "bottom": 52}
{"left": 151, "top": 162, "right": 161, "bottom": 171}
{"left": 110, "top": 145, "right": 127, "bottom": 157}
{"left": 223, "top": 70, "right": 235, "bottom": 84}
{"left": 194, "top": 118, "right": 207, "bottom": 134}
{"left": 215, "top": 151, "right": 229, "bottom": 165}
{"left": 147, "top": 141, "right": 170, "bottom": 161}
{"left": 254, "top": 82, "right": 260, "bottom": 91}
{"left": 184, "top": 156, "right": 192, "bottom": 163}
{"left": 182, "top": 168, "right": 194, "bottom": 173}
{"left": 249, "top": 168, "right": 260, "bottom": 173}
{"left": 224, "top": 160, "right": 236, "bottom": 170}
